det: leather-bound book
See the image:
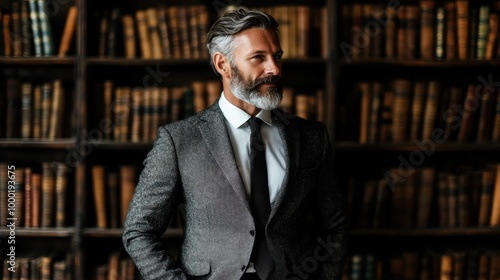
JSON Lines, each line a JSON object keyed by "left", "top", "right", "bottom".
{"left": 168, "top": 6, "right": 182, "bottom": 59}
{"left": 453, "top": 252, "right": 466, "bottom": 280}
{"left": 478, "top": 254, "right": 490, "bottom": 280}
{"left": 397, "top": 6, "right": 407, "bottom": 59}
{"left": 358, "top": 180, "right": 376, "bottom": 228}
{"left": 55, "top": 163, "right": 67, "bottom": 227}
{"left": 280, "top": 88, "right": 294, "bottom": 113}
{"left": 135, "top": 10, "right": 151, "bottom": 59}
{"left": 120, "top": 165, "right": 136, "bottom": 226}
{"left": 198, "top": 5, "right": 209, "bottom": 58}
{"left": 438, "top": 173, "right": 449, "bottom": 227}
{"left": 410, "top": 81, "right": 426, "bottom": 140}
{"left": 48, "top": 79, "right": 63, "bottom": 140}
{"left": 405, "top": 5, "right": 419, "bottom": 59}
{"left": 37, "top": 0, "right": 54, "bottom": 56}
{"left": 392, "top": 79, "right": 411, "bottom": 142}
{"left": 130, "top": 88, "right": 142, "bottom": 143}
{"left": 98, "top": 12, "right": 108, "bottom": 57}
{"left": 369, "top": 83, "right": 383, "bottom": 143}
{"left": 455, "top": 0, "right": 469, "bottom": 60}
{"left": 379, "top": 90, "right": 394, "bottom": 142}
{"left": 444, "top": 86, "right": 463, "bottom": 141}
{"left": 121, "top": 14, "right": 136, "bottom": 59}
{"left": 15, "top": 168, "right": 25, "bottom": 226}
{"left": 157, "top": 7, "right": 171, "bottom": 59}
{"left": 359, "top": 82, "right": 371, "bottom": 143}
{"left": 178, "top": 6, "right": 191, "bottom": 58}
{"left": 447, "top": 173, "right": 459, "bottom": 227}
{"left": 103, "top": 80, "right": 113, "bottom": 140}
{"left": 416, "top": 168, "right": 435, "bottom": 228}
{"left": 492, "top": 89, "right": 500, "bottom": 141}
{"left": 31, "top": 173, "right": 41, "bottom": 227}
{"left": 485, "top": 13, "right": 499, "bottom": 60}
{"left": 489, "top": 164, "right": 500, "bottom": 227}
{"left": 435, "top": 7, "right": 445, "bottom": 59}
{"left": 21, "top": 82, "right": 32, "bottom": 139}
{"left": 476, "top": 6, "right": 490, "bottom": 60}
{"left": 40, "top": 256, "right": 52, "bottom": 280}
{"left": 351, "top": 4, "right": 363, "bottom": 60}
{"left": 141, "top": 88, "right": 151, "bottom": 142}
{"left": 145, "top": 8, "right": 162, "bottom": 59}
{"left": 188, "top": 6, "right": 200, "bottom": 58}
{"left": 170, "top": 87, "right": 183, "bottom": 123}
{"left": 41, "top": 162, "right": 54, "bottom": 227}
{"left": 420, "top": 1, "right": 435, "bottom": 59}
{"left": 21, "top": 1, "right": 31, "bottom": 56}
{"left": 440, "top": 254, "right": 453, "bottom": 279}
{"left": 58, "top": 5, "right": 77, "bottom": 57}
{"left": 40, "top": 82, "right": 52, "bottom": 139}
{"left": 0, "top": 163, "right": 7, "bottom": 226}
{"left": 372, "top": 178, "right": 388, "bottom": 228}
{"left": 92, "top": 165, "right": 107, "bottom": 228}
{"left": 107, "top": 172, "right": 119, "bottom": 228}
{"left": 11, "top": 1, "right": 22, "bottom": 57}
{"left": 422, "top": 81, "right": 440, "bottom": 139}
{"left": 457, "top": 85, "right": 478, "bottom": 142}
{"left": 107, "top": 252, "right": 120, "bottom": 280}
{"left": 476, "top": 87, "right": 495, "bottom": 142}
{"left": 457, "top": 173, "right": 470, "bottom": 227}
{"left": 3, "top": 13, "right": 12, "bottom": 56}
{"left": 297, "top": 6, "right": 311, "bottom": 58}
{"left": 478, "top": 168, "right": 494, "bottom": 227}
{"left": 295, "top": 94, "right": 310, "bottom": 120}
{"left": 385, "top": 6, "right": 397, "bottom": 58}
{"left": 24, "top": 167, "right": 33, "bottom": 227}
{"left": 444, "top": 1, "right": 456, "bottom": 60}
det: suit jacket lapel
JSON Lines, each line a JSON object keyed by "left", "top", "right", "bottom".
{"left": 269, "top": 110, "right": 300, "bottom": 222}
{"left": 197, "top": 103, "right": 251, "bottom": 212}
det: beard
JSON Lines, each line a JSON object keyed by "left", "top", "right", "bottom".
{"left": 229, "top": 65, "right": 283, "bottom": 110}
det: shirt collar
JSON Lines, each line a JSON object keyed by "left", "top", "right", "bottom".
{"left": 218, "top": 92, "right": 273, "bottom": 129}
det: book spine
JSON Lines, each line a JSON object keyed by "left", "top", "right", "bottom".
{"left": 32, "top": 85, "right": 42, "bottom": 139}
{"left": 122, "top": 14, "right": 136, "bottom": 59}
{"left": 21, "top": 82, "right": 32, "bottom": 139}
{"left": 41, "top": 162, "right": 54, "bottom": 227}
{"left": 146, "top": 8, "right": 162, "bottom": 59}
{"left": 485, "top": 13, "right": 499, "bottom": 60}
{"left": 106, "top": 8, "right": 120, "bottom": 57}
{"left": 55, "top": 163, "right": 67, "bottom": 227}
{"left": 58, "top": 5, "right": 77, "bottom": 57}
{"left": 37, "top": 0, "right": 54, "bottom": 56}
{"left": 130, "top": 88, "right": 142, "bottom": 143}
{"left": 40, "top": 82, "right": 52, "bottom": 139}
{"left": 435, "top": 7, "right": 445, "bottom": 60}
{"left": 455, "top": 1, "right": 469, "bottom": 60}
{"left": 92, "top": 165, "right": 107, "bottom": 228}
{"left": 24, "top": 167, "right": 32, "bottom": 227}
{"left": 493, "top": 90, "right": 500, "bottom": 141}
{"left": 476, "top": 6, "right": 490, "bottom": 60}
{"left": 444, "top": 1, "right": 456, "bottom": 60}
{"left": 3, "top": 14, "right": 12, "bottom": 56}
{"left": 420, "top": 1, "right": 435, "bottom": 59}
{"left": 11, "top": 1, "right": 22, "bottom": 57}
{"left": 31, "top": 173, "right": 41, "bottom": 227}
{"left": 421, "top": 81, "right": 440, "bottom": 139}
{"left": 490, "top": 164, "right": 500, "bottom": 226}
{"left": 157, "top": 7, "right": 171, "bottom": 59}
{"left": 48, "top": 79, "right": 63, "bottom": 140}
{"left": 135, "top": 10, "right": 151, "bottom": 59}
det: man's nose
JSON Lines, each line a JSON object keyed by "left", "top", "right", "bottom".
{"left": 265, "top": 58, "right": 281, "bottom": 76}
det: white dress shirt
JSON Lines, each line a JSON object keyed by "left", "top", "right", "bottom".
{"left": 218, "top": 92, "right": 286, "bottom": 204}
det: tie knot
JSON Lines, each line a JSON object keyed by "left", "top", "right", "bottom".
{"left": 248, "top": 117, "right": 262, "bottom": 133}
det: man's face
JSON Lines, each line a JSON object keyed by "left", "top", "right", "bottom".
{"left": 229, "top": 28, "right": 283, "bottom": 110}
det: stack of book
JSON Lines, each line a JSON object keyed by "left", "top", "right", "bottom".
{"left": 1, "top": 253, "right": 72, "bottom": 280}
{"left": 0, "top": 1, "right": 77, "bottom": 57}
{"left": 341, "top": 1, "right": 500, "bottom": 61}
{"left": 0, "top": 162, "right": 69, "bottom": 228}
{"left": 351, "top": 79, "right": 500, "bottom": 143}
{"left": 0, "top": 79, "right": 68, "bottom": 139}
{"left": 343, "top": 251, "right": 500, "bottom": 280}
{"left": 91, "top": 253, "right": 137, "bottom": 280}
{"left": 98, "top": 5, "right": 210, "bottom": 59}
{"left": 348, "top": 164, "right": 500, "bottom": 229}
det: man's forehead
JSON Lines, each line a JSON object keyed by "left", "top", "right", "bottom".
{"left": 233, "top": 28, "right": 281, "bottom": 52}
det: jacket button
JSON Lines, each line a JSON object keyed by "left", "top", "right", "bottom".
{"left": 250, "top": 229, "right": 255, "bottom": 236}
{"left": 241, "top": 265, "right": 246, "bottom": 271}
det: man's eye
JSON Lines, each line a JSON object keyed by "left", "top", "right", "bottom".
{"left": 252, "top": 55, "right": 264, "bottom": 60}
{"left": 274, "top": 55, "right": 282, "bottom": 60}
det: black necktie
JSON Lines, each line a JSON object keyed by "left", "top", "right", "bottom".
{"left": 248, "top": 117, "right": 273, "bottom": 279}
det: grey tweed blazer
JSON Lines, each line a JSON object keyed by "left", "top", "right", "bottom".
{"left": 122, "top": 102, "right": 348, "bottom": 280}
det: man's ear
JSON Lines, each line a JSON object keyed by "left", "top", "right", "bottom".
{"left": 213, "top": 52, "right": 231, "bottom": 79}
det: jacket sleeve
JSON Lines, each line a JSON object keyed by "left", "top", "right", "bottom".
{"left": 314, "top": 125, "right": 349, "bottom": 280}
{"left": 122, "top": 126, "right": 187, "bottom": 280}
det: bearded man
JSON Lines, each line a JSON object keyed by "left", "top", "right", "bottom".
{"left": 123, "top": 9, "right": 348, "bottom": 280}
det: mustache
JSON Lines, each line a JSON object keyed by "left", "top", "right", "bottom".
{"left": 249, "top": 75, "right": 282, "bottom": 91}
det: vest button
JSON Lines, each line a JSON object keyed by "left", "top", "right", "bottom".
{"left": 250, "top": 229, "right": 255, "bottom": 236}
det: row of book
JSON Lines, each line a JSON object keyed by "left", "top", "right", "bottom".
{"left": 341, "top": 1, "right": 500, "bottom": 61}
{"left": 0, "top": 79, "right": 68, "bottom": 139}
{"left": 1, "top": 253, "right": 71, "bottom": 280}
{"left": 98, "top": 5, "right": 209, "bottom": 59}
{"left": 0, "top": 162, "right": 70, "bottom": 228}
{"left": 91, "top": 252, "right": 137, "bottom": 280}
{"left": 348, "top": 164, "right": 500, "bottom": 229}
{"left": 90, "top": 164, "right": 184, "bottom": 230}
{"left": 95, "top": 80, "right": 323, "bottom": 143}
{"left": 97, "top": 4, "right": 326, "bottom": 59}
{"left": 0, "top": 1, "right": 77, "bottom": 57}
{"left": 351, "top": 79, "right": 500, "bottom": 143}
{"left": 342, "top": 251, "right": 500, "bottom": 280}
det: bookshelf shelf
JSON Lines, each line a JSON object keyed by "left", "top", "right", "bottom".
{"left": 0, "top": 227, "right": 75, "bottom": 237}
{"left": 85, "top": 57, "right": 327, "bottom": 66}
{"left": 82, "top": 227, "right": 183, "bottom": 238}
{"left": 0, "top": 138, "right": 77, "bottom": 148}
{"left": 0, "top": 57, "right": 76, "bottom": 65}
{"left": 335, "top": 142, "right": 500, "bottom": 152}
{"left": 339, "top": 58, "right": 500, "bottom": 68}
{"left": 351, "top": 228, "right": 500, "bottom": 238}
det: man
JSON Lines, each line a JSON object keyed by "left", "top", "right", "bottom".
{"left": 123, "top": 9, "right": 348, "bottom": 280}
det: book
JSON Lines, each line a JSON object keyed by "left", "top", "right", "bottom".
{"left": 444, "top": 1, "right": 456, "bottom": 60}
{"left": 455, "top": 0, "right": 469, "bottom": 60}
{"left": 54, "top": 163, "right": 67, "bottom": 227}
{"left": 24, "top": 168, "right": 33, "bottom": 227}
{"left": 157, "top": 7, "right": 171, "bottom": 59}
{"left": 121, "top": 14, "right": 136, "bottom": 59}
{"left": 41, "top": 162, "right": 54, "bottom": 227}
{"left": 106, "top": 8, "right": 120, "bottom": 57}
{"left": 21, "top": 82, "right": 33, "bottom": 139}
{"left": 135, "top": 10, "right": 151, "bottom": 59}
{"left": 58, "top": 5, "right": 77, "bottom": 56}
{"left": 31, "top": 173, "right": 41, "bottom": 227}
{"left": 48, "top": 79, "right": 64, "bottom": 140}
{"left": 120, "top": 165, "right": 136, "bottom": 226}
{"left": 11, "top": 1, "right": 22, "bottom": 57}
{"left": 421, "top": 81, "right": 440, "bottom": 139}
{"left": 410, "top": 81, "right": 426, "bottom": 140}
{"left": 2, "top": 13, "right": 12, "bottom": 56}
{"left": 107, "top": 172, "right": 119, "bottom": 228}
{"left": 435, "top": 7, "right": 445, "bottom": 59}
{"left": 40, "top": 82, "right": 52, "bottom": 139}
{"left": 391, "top": 79, "right": 410, "bottom": 142}
{"left": 476, "top": 6, "right": 490, "bottom": 60}
{"left": 490, "top": 164, "right": 500, "bottom": 227}
{"left": 145, "top": 8, "right": 162, "bottom": 59}
{"left": 420, "top": 1, "right": 435, "bottom": 59}
{"left": 92, "top": 165, "right": 107, "bottom": 228}
{"left": 37, "top": 0, "right": 54, "bottom": 56}
{"left": 457, "top": 85, "right": 478, "bottom": 142}
{"left": 485, "top": 13, "right": 499, "bottom": 60}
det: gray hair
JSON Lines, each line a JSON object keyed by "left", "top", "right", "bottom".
{"left": 206, "top": 9, "right": 279, "bottom": 78}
